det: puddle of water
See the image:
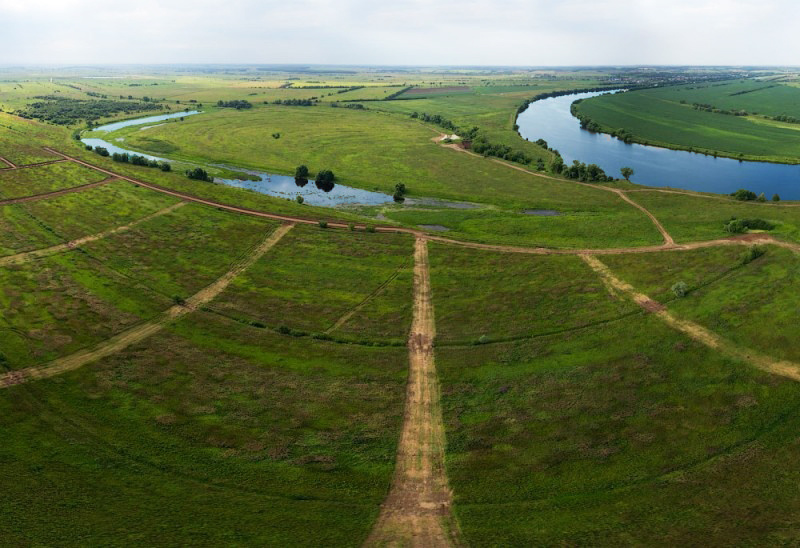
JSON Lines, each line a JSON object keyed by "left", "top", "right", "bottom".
{"left": 419, "top": 224, "right": 450, "bottom": 232}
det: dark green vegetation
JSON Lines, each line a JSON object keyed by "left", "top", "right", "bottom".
{"left": 574, "top": 79, "right": 800, "bottom": 163}
{"left": 4, "top": 66, "right": 800, "bottom": 545}
{"left": 16, "top": 96, "right": 162, "bottom": 125}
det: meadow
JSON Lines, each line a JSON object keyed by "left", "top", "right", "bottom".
{"left": 4, "top": 66, "right": 800, "bottom": 545}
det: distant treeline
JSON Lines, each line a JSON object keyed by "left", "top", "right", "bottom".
{"left": 217, "top": 100, "right": 253, "bottom": 109}
{"left": 270, "top": 98, "right": 314, "bottom": 106}
{"left": 16, "top": 96, "right": 161, "bottom": 125}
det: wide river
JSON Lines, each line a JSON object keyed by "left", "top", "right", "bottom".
{"left": 81, "top": 111, "right": 392, "bottom": 207}
{"left": 516, "top": 91, "right": 800, "bottom": 199}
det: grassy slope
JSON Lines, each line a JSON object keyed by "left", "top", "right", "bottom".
{"left": 440, "top": 314, "right": 800, "bottom": 545}
{"left": 0, "top": 313, "right": 406, "bottom": 545}
{"left": 575, "top": 81, "right": 800, "bottom": 162}
{"left": 629, "top": 191, "right": 800, "bottom": 243}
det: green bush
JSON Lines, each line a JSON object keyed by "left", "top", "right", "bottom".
{"left": 740, "top": 245, "right": 766, "bottom": 265}
{"left": 731, "top": 189, "right": 757, "bottom": 201}
{"left": 724, "top": 218, "right": 775, "bottom": 233}
{"left": 671, "top": 281, "right": 688, "bottom": 298}
{"left": 318, "top": 220, "right": 328, "bottom": 228}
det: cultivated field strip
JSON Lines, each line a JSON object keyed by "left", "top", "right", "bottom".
{"left": 0, "top": 223, "right": 294, "bottom": 389}
{"left": 366, "top": 237, "right": 459, "bottom": 547}
{"left": 581, "top": 253, "right": 800, "bottom": 382}
{"left": 0, "top": 176, "right": 118, "bottom": 205}
{"left": 0, "top": 201, "right": 187, "bottom": 266}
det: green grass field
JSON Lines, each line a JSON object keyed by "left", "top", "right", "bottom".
{"left": 4, "top": 66, "right": 800, "bottom": 545}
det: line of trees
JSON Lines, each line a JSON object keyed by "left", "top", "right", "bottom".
{"left": 217, "top": 100, "right": 252, "bottom": 109}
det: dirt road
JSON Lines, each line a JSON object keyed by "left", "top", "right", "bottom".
{"left": 39, "top": 148, "right": 799, "bottom": 258}
{"left": 581, "top": 254, "right": 800, "bottom": 382}
{"left": 365, "top": 237, "right": 459, "bottom": 547}
{"left": 0, "top": 223, "right": 293, "bottom": 389}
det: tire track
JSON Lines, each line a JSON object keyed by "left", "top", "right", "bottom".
{"left": 0, "top": 223, "right": 293, "bottom": 389}
{"left": 581, "top": 254, "right": 800, "bottom": 382}
{"left": 366, "top": 237, "right": 459, "bottom": 547}
{"left": 325, "top": 258, "right": 410, "bottom": 334}
{"left": 0, "top": 201, "right": 186, "bottom": 267}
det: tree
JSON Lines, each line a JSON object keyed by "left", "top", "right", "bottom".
{"left": 315, "top": 169, "right": 335, "bottom": 192}
{"left": 186, "top": 167, "right": 212, "bottom": 182}
{"left": 296, "top": 195, "right": 304, "bottom": 204}
{"left": 757, "top": 192, "right": 766, "bottom": 202}
{"left": 160, "top": 162, "right": 171, "bottom": 172}
{"left": 393, "top": 191, "right": 405, "bottom": 203}
{"left": 731, "top": 189, "right": 757, "bottom": 201}
{"left": 620, "top": 166, "right": 634, "bottom": 181}
{"left": 773, "top": 193, "right": 781, "bottom": 202}
{"left": 295, "top": 165, "right": 309, "bottom": 179}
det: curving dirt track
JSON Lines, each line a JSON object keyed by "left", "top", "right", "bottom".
{"left": 0, "top": 223, "right": 294, "bottom": 389}
{"left": 0, "top": 156, "right": 17, "bottom": 168}
{"left": 581, "top": 254, "right": 800, "bottom": 382}
{"left": 45, "top": 149, "right": 800, "bottom": 260}
{"left": 365, "top": 237, "right": 459, "bottom": 547}
{"left": 0, "top": 201, "right": 186, "bottom": 267}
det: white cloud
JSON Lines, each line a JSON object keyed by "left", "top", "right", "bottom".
{"left": 0, "top": 0, "right": 796, "bottom": 65}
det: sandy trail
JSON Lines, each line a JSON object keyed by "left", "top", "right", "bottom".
{"left": 581, "top": 254, "right": 800, "bottom": 382}
{"left": 0, "top": 202, "right": 186, "bottom": 267}
{"left": 0, "top": 223, "right": 293, "bottom": 389}
{"left": 365, "top": 237, "right": 458, "bottom": 547}
{"left": 0, "top": 176, "right": 118, "bottom": 206}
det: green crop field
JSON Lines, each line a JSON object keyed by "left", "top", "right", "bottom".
{"left": 574, "top": 80, "right": 800, "bottom": 162}
{"left": 4, "top": 65, "right": 800, "bottom": 546}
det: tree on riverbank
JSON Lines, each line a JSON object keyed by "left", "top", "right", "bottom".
{"left": 620, "top": 166, "right": 634, "bottom": 181}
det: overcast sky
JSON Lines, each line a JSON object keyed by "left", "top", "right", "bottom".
{"left": 0, "top": 0, "right": 796, "bottom": 66}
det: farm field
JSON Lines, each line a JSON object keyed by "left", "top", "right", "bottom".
{"left": 574, "top": 79, "right": 800, "bottom": 162}
{"left": 4, "top": 65, "right": 800, "bottom": 546}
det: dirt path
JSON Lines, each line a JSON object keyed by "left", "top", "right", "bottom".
{"left": 365, "top": 237, "right": 459, "bottom": 547}
{"left": 0, "top": 223, "right": 293, "bottom": 389}
{"left": 0, "top": 158, "right": 68, "bottom": 171}
{"left": 0, "top": 202, "right": 186, "bottom": 267}
{"left": 0, "top": 176, "right": 118, "bottom": 206}
{"left": 0, "top": 156, "right": 17, "bottom": 168}
{"left": 580, "top": 254, "right": 800, "bottom": 382}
